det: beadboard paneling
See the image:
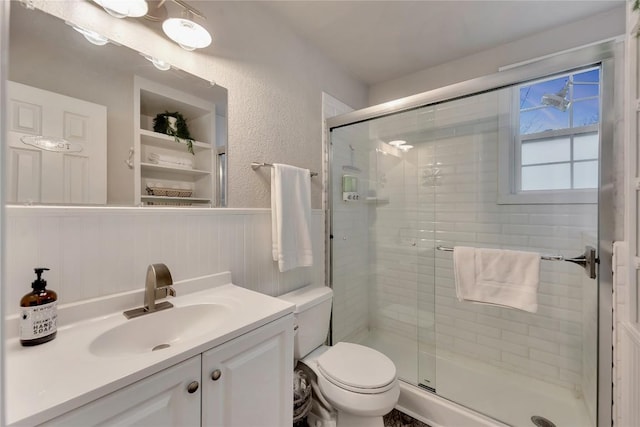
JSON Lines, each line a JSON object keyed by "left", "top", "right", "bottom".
{"left": 4, "top": 207, "right": 324, "bottom": 316}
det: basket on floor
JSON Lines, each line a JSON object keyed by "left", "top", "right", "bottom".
{"left": 293, "top": 369, "right": 312, "bottom": 423}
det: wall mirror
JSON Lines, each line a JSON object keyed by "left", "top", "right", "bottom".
{"left": 7, "top": 4, "right": 228, "bottom": 207}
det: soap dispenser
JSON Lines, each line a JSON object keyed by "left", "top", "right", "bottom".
{"left": 19, "top": 268, "right": 58, "bottom": 346}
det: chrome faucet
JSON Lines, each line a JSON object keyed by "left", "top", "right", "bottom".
{"left": 124, "top": 263, "right": 176, "bottom": 319}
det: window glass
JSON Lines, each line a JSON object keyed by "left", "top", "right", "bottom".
{"left": 516, "top": 66, "right": 600, "bottom": 193}
{"left": 573, "top": 161, "right": 598, "bottom": 189}
{"left": 522, "top": 164, "right": 571, "bottom": 190}
{"left": 519, "top": 77, "right": 565, "bottom": 109}
{"left": 521, "top": 138, "right": 570, "bottom": 165}
{"left": 572, "top": 99, "right": 600, "bottom": 127}
{"left": 573, "top": 83, "right": 599, "bottom": 99}
{"left": 573, "top": 68, "right": 599, "bottom": 83}
{"left": 520, "top": 109, "right": 569, "bottom": 134}
{"left": 574, "top": 133, "right": 599, "bottom": 160}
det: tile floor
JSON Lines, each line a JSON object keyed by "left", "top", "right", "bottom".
{"left": 383, "top": 409, "right": 430, "bottom": 427}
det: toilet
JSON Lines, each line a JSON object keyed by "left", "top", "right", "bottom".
{"left": 280, "top": 285, "right": 399, "bottom": 427}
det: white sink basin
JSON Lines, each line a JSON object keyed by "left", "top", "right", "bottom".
{"left": 89, "top": 304, "right": 231, "bottom": 357}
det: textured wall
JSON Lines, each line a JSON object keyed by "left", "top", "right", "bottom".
{"left": 33, "top": 1, "right": 368, "bottom": 209}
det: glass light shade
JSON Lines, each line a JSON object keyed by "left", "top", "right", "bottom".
{"left": 92, "top": 0, "right": 148, "bottom": 18}
{"left": 150, "top": 58, "right": 171, "bottom": 71}
{"left": 69, "top": 23, "right": 109, "bottom": 46}
{"left": 388, "top": 140, "right": 406, "bottom": 147}
{"left": 398, "top": 145, "right": 414, "bottom": 152}
{"left": 162, "top": 17, "right": 212, "bottom": 50}
{"left": 141, "top": 53, "right": 171, "bottom": 71}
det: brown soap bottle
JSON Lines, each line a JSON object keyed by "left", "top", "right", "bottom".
{"left": 19, "top": 268, "right": 58, "bottom": 346}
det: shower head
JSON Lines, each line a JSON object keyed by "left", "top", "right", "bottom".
{"left": 541, "top": 80, "right": 571, "bottom": 112}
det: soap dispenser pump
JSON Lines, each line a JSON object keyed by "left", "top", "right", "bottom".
{"left": 19, "top": 268, "right": 58, "bottom": 346}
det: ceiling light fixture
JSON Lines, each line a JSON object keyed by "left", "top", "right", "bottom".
{"left": 388, "top": 140, "right": 406, "bottom": 147}
{"left": 92, "top": 0, "right": 148, "bottom": 19}
{"left": 398, "top": 145, "right": 414, "bottom": 152}
{"left": 140, "top": 53, "right": 172, "bottom": 71}
{"left": 67, "top": 22, "right": 110, "bottom": 46}
{"left": 162, "top": 0, "right": 212, "bottom": 51}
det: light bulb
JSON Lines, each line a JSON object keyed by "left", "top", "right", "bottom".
{"left": 68, "top": 23, "right": 109, "bottom": 46}
{"left": 388, "top": 140, "right": 406, "bottom": 147}
{"left": 140, "top": 53, "right": 171, "bottom": 71}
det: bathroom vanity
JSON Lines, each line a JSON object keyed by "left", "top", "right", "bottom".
{"left": 5, "top": 272, "right": 294, "bottom": 426}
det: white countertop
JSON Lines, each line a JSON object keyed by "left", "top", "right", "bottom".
{"left": 5, "top": 273, "right": 295, "bottom": 426}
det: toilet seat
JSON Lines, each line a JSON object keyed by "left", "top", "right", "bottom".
{"left": 316, "top": 342, "right": 397, "bottom": 394}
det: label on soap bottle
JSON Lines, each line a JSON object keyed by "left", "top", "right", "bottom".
{"left": 19, "top": 301, "right": 58, "bottom": 340}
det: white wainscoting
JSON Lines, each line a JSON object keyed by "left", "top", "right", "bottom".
{"left": 4, "top": 206, "right": 324, "bottom": 316}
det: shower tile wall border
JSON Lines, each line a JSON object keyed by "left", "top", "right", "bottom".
{"left": 370, "top": 93, "right": 597, "bottom": 392}
{"left": 4, "top": 207, "right": 324, "bottom": 315}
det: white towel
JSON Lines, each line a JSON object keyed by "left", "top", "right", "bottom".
{"left": 271, "top": 163, "right": 313, "bottom": 272}
{"left": 148, "top": 152, "right": 193, "bottom": 168}
{"left": 453, "top": 246, "right": 540, "bottom": 313}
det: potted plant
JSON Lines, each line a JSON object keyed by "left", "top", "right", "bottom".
{"left": 153, "top": 111, "right": 195, "bottom": 154}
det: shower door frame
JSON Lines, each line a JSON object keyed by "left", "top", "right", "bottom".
{"left": 326, "top": 40, "right": 619, "bottom": 427}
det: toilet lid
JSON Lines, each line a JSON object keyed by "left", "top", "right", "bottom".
{"left": 317, "top": 342, "right": 396, "bottom": 391}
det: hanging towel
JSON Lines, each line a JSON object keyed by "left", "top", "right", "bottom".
{"left": 271, "top": 163, "right": 313, "bottom": 272}
{"left": 453, "top": 246, "right": 540, "bottom": 313}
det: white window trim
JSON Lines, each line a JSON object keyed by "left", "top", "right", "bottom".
{"left": 497, "top": 75, "right": 598, "bottom": 205}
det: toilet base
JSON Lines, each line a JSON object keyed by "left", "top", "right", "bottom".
{"left": 337, "top": 411, "right": 384, "bottom": 427}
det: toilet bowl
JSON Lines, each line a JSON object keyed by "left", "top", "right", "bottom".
{"left": 280, "top": 285, "right": 399, "bottom": 427}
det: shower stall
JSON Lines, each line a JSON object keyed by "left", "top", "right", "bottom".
{"left": 327, "top": 42, "right": 616, "bottom": 427}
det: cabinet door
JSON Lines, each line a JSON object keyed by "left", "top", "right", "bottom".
{"left": 202, "top": 315, "right": 294, "bottom": 427}
{"left": 41, "top": 356, "right": 201, "bottom": 427}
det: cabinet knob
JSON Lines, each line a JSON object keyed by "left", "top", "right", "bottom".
{"left": 211, "top": 369, "right": 222, "bottom": 381}
{"left": 187, "top": 381, "right": 199, "bottom": 393}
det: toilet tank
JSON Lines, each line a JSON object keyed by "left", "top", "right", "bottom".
{"left": 279, "top": 285, "right": 333, "bottom": 360}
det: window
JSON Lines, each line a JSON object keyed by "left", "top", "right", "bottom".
{"left": 498, "top": 66, "right": 600, "bottom": 204}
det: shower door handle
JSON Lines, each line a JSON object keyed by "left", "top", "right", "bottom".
{"left": 564, "top": 246, "right": 598, "bottom": 280}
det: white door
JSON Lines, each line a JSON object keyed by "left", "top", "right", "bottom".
{"left": 201, "top": 316, "right": 294, "bottom": 427}
{"left": 7, "top": 81, "right": 107, "bottom": 204}
{"left": 41, "top": 356, "right": 202, "bottom": 427}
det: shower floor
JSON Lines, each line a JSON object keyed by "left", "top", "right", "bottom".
{"left": 358, "top": 329, "right": 593, "bottom": 427}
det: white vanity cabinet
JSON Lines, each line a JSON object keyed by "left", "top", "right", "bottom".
{"left": 41, "top": 356, "right": 202, "bottom": 427}
{"left": 201, "top": 314, "right": 294, "bottom": 426}
{"left": 134, "top": 76, "right": 217, "bottom": 207}
{"left": 37, "top": 315, "right": 293, "bottom": 427}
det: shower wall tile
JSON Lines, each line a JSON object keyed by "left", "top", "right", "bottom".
{"left": 4, "top": 207, "right": 325, "bottom": 316}
{"left": 366, "top": 90, "right": 598, "bottom": 393}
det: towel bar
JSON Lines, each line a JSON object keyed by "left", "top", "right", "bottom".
{"left": 251, "top": 162, "right": 318, "bottom": 177}
{"left": 436, "top": 245, "right": 598, "bottom": 279}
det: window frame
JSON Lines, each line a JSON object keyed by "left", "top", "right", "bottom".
{"left": 497, "top": 66, "right": 601, "bottom": 205}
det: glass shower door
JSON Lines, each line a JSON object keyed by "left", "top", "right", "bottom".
{"left": 329, "top": 110, "right": 436, "bottom": 388}
{"left": 329, "top": 61, "right": 604, "bottom": 427}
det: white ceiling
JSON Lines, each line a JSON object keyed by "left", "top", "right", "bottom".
{"left": 259, "top": 1, "right": 623, "bottom": 85}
